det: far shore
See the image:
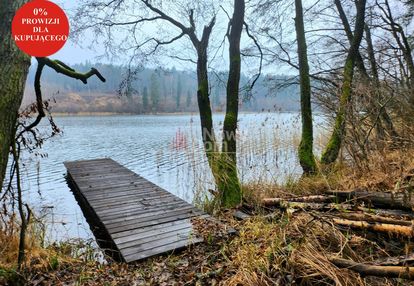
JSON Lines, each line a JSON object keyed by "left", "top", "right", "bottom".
{"left": 50, "top": 110, "right": 303, "bottom": 117}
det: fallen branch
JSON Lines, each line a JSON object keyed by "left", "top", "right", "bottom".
{"left": 372, "top": 254, "right": 414, "bottom": 266}
{"left": 330, "top": 212, "right": 413, "bottom": 226}
{"left": 261, "top": 200, "right": 353, "bottom": 212}
{"left": 262, "top": 192, "right": 414, "bottom": 215}
{"left": 263, "top": 189, "right": 414, "bottom": 211}
{"left": 262, "top": 195, "right": 336, "bottom": 206}
{"left": 332, "top": 218, "right": 414, "bottom": 237}
{"left": 327, "top": 189, "right": 414, "bottom": 211}
{"left": 356, "top": 207, "right": 414, "bottom": 220}
{"left": 330, "top": 257, "right": 414, "bottom": 279}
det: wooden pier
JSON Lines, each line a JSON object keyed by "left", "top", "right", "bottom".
{"left": 64, "top": 158, "right": 207, "bottom": 263}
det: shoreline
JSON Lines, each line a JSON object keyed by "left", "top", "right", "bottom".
{"left": 50, "top": 110, "right": 304, "bottom": 117}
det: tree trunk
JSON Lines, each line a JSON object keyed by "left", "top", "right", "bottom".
{"left": 386, "top": 7, "right": 414, "bottom": 84}
{"left": 220, "top": 0, "right": 245, "bottom": 208}
{"left": 331, "top": 212, "right": 412, "bottom": 226}
{"left": 294, "top": 0, "right": 317, "bottom": 175}
{"left": 330, "top": 257, "right": 414, "bottom": 279}
{"left": 196, "top": 46, "right": 218, "bottom": 168}
{"left": 192, "top": 22, "right": 230, "bottom": 201}
{"left": 381, "top": 0, "right": 414, "bottom": 104}
{"left": 0, "top": 0, "right": 31, "bottom": 189}
{"left": 335, "top": 0, "right": 391, "bottom": 140}
{"left": 333, "top": 218, "right": 414, "bottom": 237}
{"left": 262, "top": 195, "right": 336, "bottom": 206}
{"left": 327, "top": 189, "right": 414, "bottom": 211}
{"left": 364, "top": 23, "right": 398, "bottom": 139}
{"left": 321, "top": 0, "right": 367, "bottom": 165}
{"left": 334, "top": 0, "right": 368, "bottom": 78}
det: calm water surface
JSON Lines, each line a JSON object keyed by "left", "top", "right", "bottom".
{"left": 18, "top": 113, "right": 326, "bottom": 241}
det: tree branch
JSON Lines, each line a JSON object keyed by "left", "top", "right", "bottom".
{"left": 244, "top": 21, "right": 263, "bottom": 89}
{"left": 17, "top": 58, "right": 106, "bottom": 138}
{"left": 37, "top": 57, "right": 106, "bottom": 84}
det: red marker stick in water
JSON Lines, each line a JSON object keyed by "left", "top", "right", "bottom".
{"left": 12, "top": 0, "right": 70, "bottom": 57}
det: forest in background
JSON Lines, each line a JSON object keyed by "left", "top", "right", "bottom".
{"left": 23, "top": 64, "right": 300, "bottom": 113}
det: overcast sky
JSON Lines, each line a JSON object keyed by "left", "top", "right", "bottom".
{"left": 48, "top": 1, "right": 104, "bottom": 64}
{"left": 44, "top": 0, "right": 265, "bottom": 75}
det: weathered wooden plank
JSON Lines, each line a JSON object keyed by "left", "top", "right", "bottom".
{"left": 90, "top": 193, "right": 175, "bottom": 210}
{"left": 65, "top": 158, "right": 208, "bottom": 262}
{"left": 123, "top": 237, "right": 204, "bottom": 263}
{"left": 83, "top": 187, "right": 162, "bottom": 204}
{"left": 89, "top": 191, "right": 180, "bottom": 206}
{"left": 67, "top": 164, "right": 134, "bottom": 173}
{"left": 108, "top": 209, "right": 204, "bottom": 234}
{"left": 68, "top": 170, "right": 136, "bottom": 178}
{"left": 67, "top": 169, "right": 131, "bottom": 179}
{"left": 74, "top": 179, "right": 144, "bottom": 190}
{"left": 78, "top": 183, "right": 155, "bottom": 195}
{"left": 98, "top": 200, "right": 190, "bottom": 221}
{"left": 111, "top": 218, "right": 199, "bottom": 240}
{"left": 119, "top": 227, "right": 195, "bottom": 253}
{"left": 93, "top": 197, "right": 186, "bottom": 216}
{"left": 114, "top": 219, "right": 194, "bottom": 244}
{"left": 65, "top": 162, "right": 119, "bottom": 172}
{"left": 71, "top": 173, "right": 138, "bottom": 184}
{"left": 81, "top": 184, "right": 156, "bottom": 196}
{"left": 96, "top": 201, "right": 187, "bottom": 219}
{"left": 65, "top": 158, "right": 113, "bottom": 166}
{"left": 103, "top": 205, "right": 196, "bottom": 225}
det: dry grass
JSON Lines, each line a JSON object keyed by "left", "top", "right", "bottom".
{"left": 0, "top": 209, "right": 409, "bottom": 285}
{"left": 0, "top": 217, "right": 85, "bottom": 286}
{"left": 0, "top": 220, "right": 50, "bottom": 270}
{"left": 223, "top": 213, "right": 394, "bottom": 286}
{"left": 340, "top": 148, "right": 414, "bottom": 192}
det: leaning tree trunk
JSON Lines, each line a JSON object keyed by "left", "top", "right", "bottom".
{"left": 0, "top": 0, "right": 31, "bottom": 189}
{"left": 364, "top": 23, "right": 398, "bottom": 138}
{"left": 382, "top": 0, "right": 414, "bottom": 102}
{"left": 294, "top": 0, "right": 317, "bottom": 175}
{"left": 321, "top": 0, "right": 367, "bottom": 165}
{"left": 220, "top": 0, "right": 245, "bottom": 207}
{"left": 335, "top": 0, "right": 397, "bottom": 141}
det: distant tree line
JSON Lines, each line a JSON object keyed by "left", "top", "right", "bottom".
{"left": 24, "top": 64, "right": 301, "bottom": 114}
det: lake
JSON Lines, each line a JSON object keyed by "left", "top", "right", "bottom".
{"left": 16, "top": 112, "right": 326, "bottom": 241}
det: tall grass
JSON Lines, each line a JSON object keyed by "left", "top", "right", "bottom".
{"left": 172, "top": 113, "right": 328, "bottom": 209}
